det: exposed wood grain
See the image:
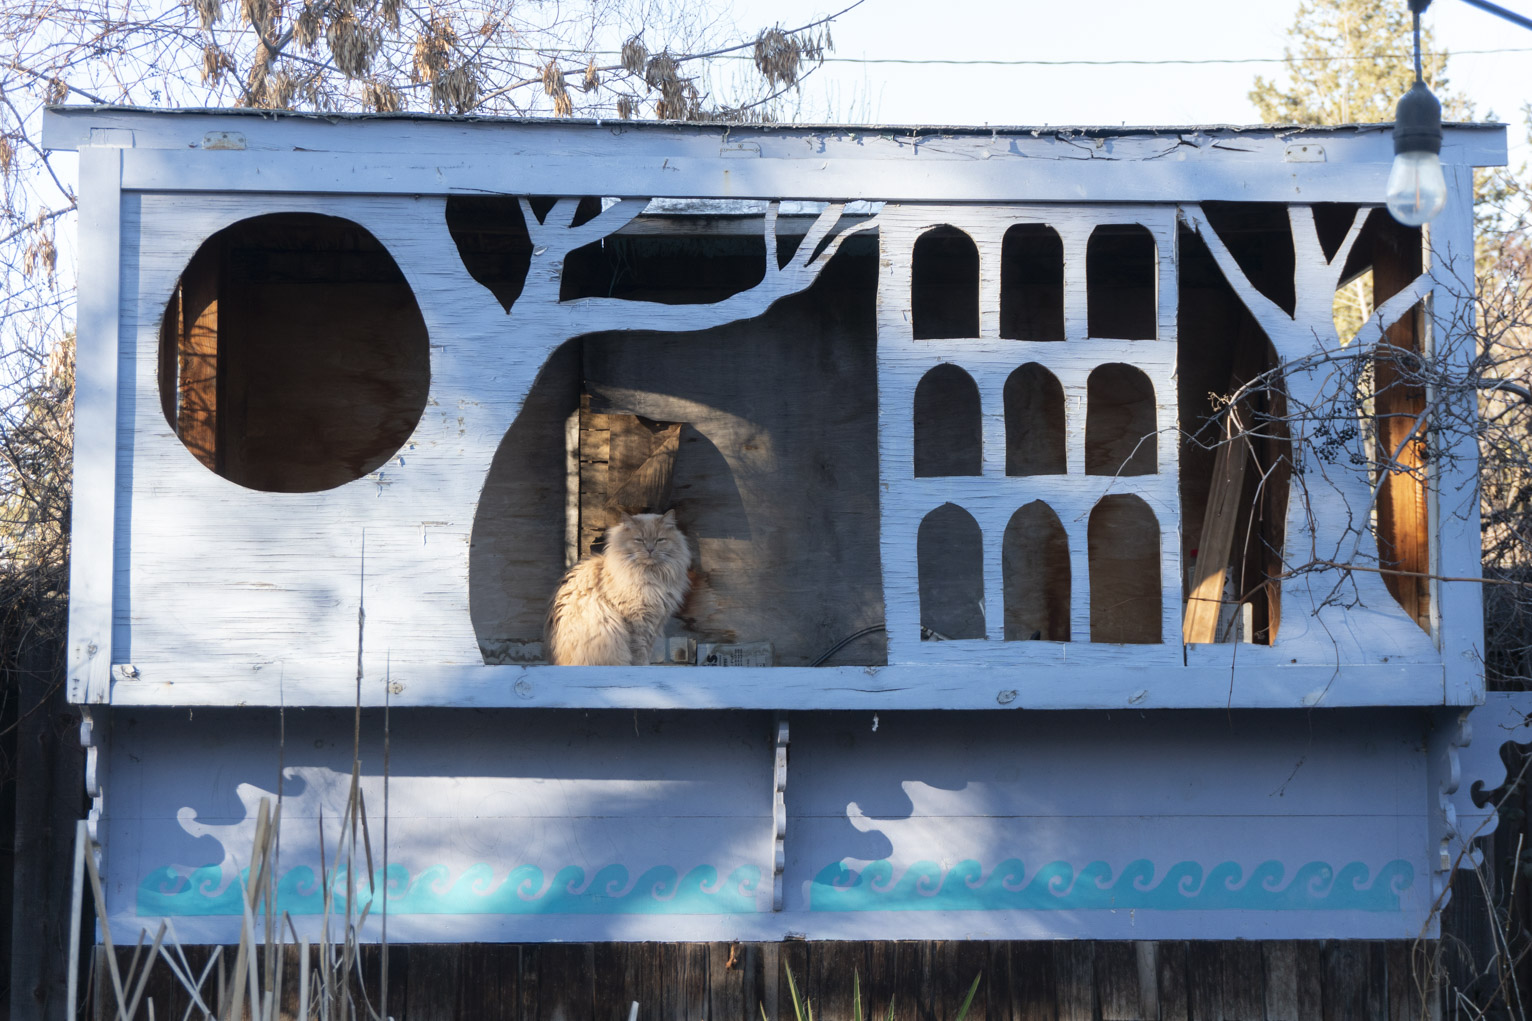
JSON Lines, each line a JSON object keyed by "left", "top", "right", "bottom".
{"left": 174, "top": 245, "right": 219, "bottom": 471}
{"left": 1322, "top": 942, "right": 1369, "bottom": 1021}
{"left": 984, "top": 942, "right": 1015, "bottom": 1021}
{"left": 1054, "top": 943, "right": 1094, "bottom": 1021}
{"left": 777, "top": 941, "right": 811, "bottom": 1021}
{"left": 607, "top": 418, "right": 682, "bottom": 514}
{"left": 705, "top": 943, "right": 752, "bottom": 1021}
{"left": 1219, "top": 940, "right": 1266, "bottom": 1021}
{"left": 1094, "top": 941, "right": 1141, "bottom": 1021}
{"left": 1365, "top": 943, "right": 1389, "bottom": 1021}
{"left": 1265, "top": 940, "right": 1300, "bottom": 1020}
{"left": 92, "top": 941, "right": 1457, "bottom": 1021}
{"left": 522, "top": 944, "right": 595, "bottom": 1021}
{"left": 1386, "top": 942, "right": 1432, "bottom": 1021}
{"left": 1186, "top": 941, "right": 1223, "bottom": 1021}
{"left": 1135, "top": 942, "right": 1159, "bottom": 1021}
{"left": 402, "top": 943, "right": 462, "bottom": 1021}
{"left": 1183, "top": 413, "right": 1251, "bottom": 644}
{"left": 456, "top": 938, "right": 517, "bottom": 1017}
{"left": 1155, "top": 941, "right": 1190, "bottom": 1021}
{"left": 1008, "top": 942, "right": 1057, "bottom": 1021}
{"left": 1370, "top": 215, "right": 1430, "bottom": 633}
{"left": 811, "top": 941, "right": 865, "bottom": 1021}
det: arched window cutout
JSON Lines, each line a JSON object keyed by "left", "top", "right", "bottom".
{"left": 1005, "top": 363, "right": 1066, "bottom": 475}
{"left": 918, "top": 503, "right": 986, "bottom": 641}
{"left": 1004, "top": 502, "right": 1070, "bottom": 641}
{"left": 157, "top": 213, "right": 430, "bottom": 493}
{"left": 1086, "top": 363, "right": 1156, "bottom": 476}
{"left": 912, "top": 225, "right": 979, "bottom": 339}
{"left": 1086, "top": 224, "right": 1157, "bottom": 339}
{"left": 914, "top": 364, "right": 982, "bottom": 477}
{"left": 1088, "top": 495, "right": 1161, "bottom": 644}
{"left": 1000, "top": 224, "right": 1064, "bottom": 341}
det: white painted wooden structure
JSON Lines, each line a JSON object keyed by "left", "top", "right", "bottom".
{"left": 53, "top": 107, "right": 1532, "bottom": 948}
{"left": 46, "top": 108, "right": 1505, "bottom": 714}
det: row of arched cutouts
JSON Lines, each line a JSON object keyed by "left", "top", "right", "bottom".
{"left": 914, "top": 362, "right": 1157, "bottom": 477}
{"left": 916, "top": 496, "right": 1162, "bottom": 645}
{"left": 911, "top": 222, "right": 1158, "bottom": 341}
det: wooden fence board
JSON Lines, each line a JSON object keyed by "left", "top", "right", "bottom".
{"left": 1220, "top": 940, "right": 1266, "bottom": 1021}
{"left": 1008, "top": 942, "right": 1058, "bottom": 1021}
{"left": 1155, "top": 941, "right": 1190, "bottom": 1021}
{"left": 1054, "top": 943, "right": 1094, "bottom": 1021}
{"left": 1186, "top": 941, "right": 1223, "bottom": 1021}
{"left": 1095, "top": 941, "right": 1141, "bottom": 1021}
{"left": 1295, "top": 941, "right": 1325, "bottom": 1021}
{"left": 90, "top": 939, "right": 1455, "bottom": 1021}
{"left": 1322, "top": 942, "right": 1369, "bottom": 1021}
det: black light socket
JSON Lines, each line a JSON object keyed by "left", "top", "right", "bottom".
{"left": 1393, "top": 80, "right": 1442, "bottom": 156}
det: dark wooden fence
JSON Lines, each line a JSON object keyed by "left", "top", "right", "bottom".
{"left": 95, "top": 939, "right": 1442, "bottom": 1021}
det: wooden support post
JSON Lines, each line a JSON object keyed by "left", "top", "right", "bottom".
{"left": 1183, "top": 412, "right": 1251, "bottom": 644}
{"left": 1372, "top": 214, "right": 1431, "bottom": 632}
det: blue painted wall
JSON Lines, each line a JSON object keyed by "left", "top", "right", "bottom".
{"left": 97, "top": 706, "right": 1443, "bottom": 942}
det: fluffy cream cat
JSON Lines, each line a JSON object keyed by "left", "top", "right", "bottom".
{"left": 544, "top": 510, "right": 692, "bottom": 666}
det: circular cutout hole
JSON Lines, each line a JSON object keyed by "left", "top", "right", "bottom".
{"left": 158, "top": 213, "right": 430, "bottom": 493}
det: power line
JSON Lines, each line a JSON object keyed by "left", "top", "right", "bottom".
{"left": 810, "top": 47, "right": 1532, "bottom": 67}
{"left": 485, "top": 45, "right": 1532, "bottom": 67}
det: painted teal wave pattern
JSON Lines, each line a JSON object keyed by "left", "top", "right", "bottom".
{"left": 138, "top": 862, "right": 763, "bottom": 917}
{"left": 810, "top": 859, "right": 1415, "bottom": 913}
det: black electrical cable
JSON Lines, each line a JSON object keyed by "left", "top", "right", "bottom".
{"left": 809, "top": 624, "right": 887, "bottom": 667}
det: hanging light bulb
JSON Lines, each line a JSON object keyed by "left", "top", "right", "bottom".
{"left": 1387, "top": 80, "right": 1447, "bottom": 226}
{"left": 1387, "top": 0, "right": 1447, "bottom": 226}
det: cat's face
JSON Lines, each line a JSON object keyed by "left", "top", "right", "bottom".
{"left": 608, "top": 510, "right": 688, "bottom": 569}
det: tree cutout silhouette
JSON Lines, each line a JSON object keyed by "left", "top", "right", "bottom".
{"left": 1180, "top": 203, "right": 1436, "bottom": 658}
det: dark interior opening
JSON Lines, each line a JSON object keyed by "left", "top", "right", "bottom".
{"left": 1004, "top": 501, "right": 1070, "bottom": 641}
{"left": 560, "top": 233, "right": 767, "bottom": 304}
{"left": 918, "top": 502, "right": 986, "bottom": 641}
{"left": 157, "top": 213, "right": 430, "bottom": 493}
{"left": 444, "top": 195, "right": 539, "bottom": 311}
{"left": 469, "top": 232, "right": 886, "bottom": 667}
{"left": 914, "top": 364, "right": 983, "bottom": 477}
{"left": 1177, "top": 220, "right": 1292, "bottom": 645}
{"left": 1086, "top": 224, "right": 1157, "bottom": 339}
{"left": 1086, "top": 363, "right": 1157, "bottom": 476}
{"left": 1000, "top": 223, "right": 1065, "bottom": 341}
{"left": 1088, "top": 494, "right": 1161, "bottom": 644}
{"left": 1005, "top": 363, "right": 1066, "bottom": 476}
{"left": 911, "top": 225, "right": 980, "bottom": 340}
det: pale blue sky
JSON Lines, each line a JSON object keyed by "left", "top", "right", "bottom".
{"left": 728, "top": 0, "right": 1530, "bottom": 159}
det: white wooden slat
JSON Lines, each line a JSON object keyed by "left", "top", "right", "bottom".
{"left": 103, "top": 659, "right": 1446, "bottom": 709}
{"left": 67, "top": 146, "right": 123, "bottom": 703}
{"left": 41, "top": 107, "right": 1508, "bottom": 170}
{"left": 106, "top": 149, "right": 1481, "bottom": 205}
{"left": 1429, "top": 165, "right": 1486, "bottom": 706}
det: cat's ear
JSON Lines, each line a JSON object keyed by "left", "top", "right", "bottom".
{"left": 661, "top": 509, "right": 676, "bottom": 526}
{"left": 619, "top": 511, "right": 636, "bottom": 527}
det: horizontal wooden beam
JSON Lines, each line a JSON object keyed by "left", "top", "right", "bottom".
{"left": 108, "top": 148, "right": 1458, "bottom": 204}
{"left": 42, "top": 106, "right": 1509, "bottom": 168}
{"left": 104, "top": 659, "right": 1447, "bottom": 710}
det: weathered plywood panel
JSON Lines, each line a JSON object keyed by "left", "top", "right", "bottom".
{"left": 102, "top": 707, "right": 1446, "bottom": 944}
{"left": 75, "top": 115, "right": 1488, "bottom": 710}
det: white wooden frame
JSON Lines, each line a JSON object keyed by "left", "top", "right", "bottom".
{"left": 47, "top": 108, "right": 1505, "bottom": 711}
